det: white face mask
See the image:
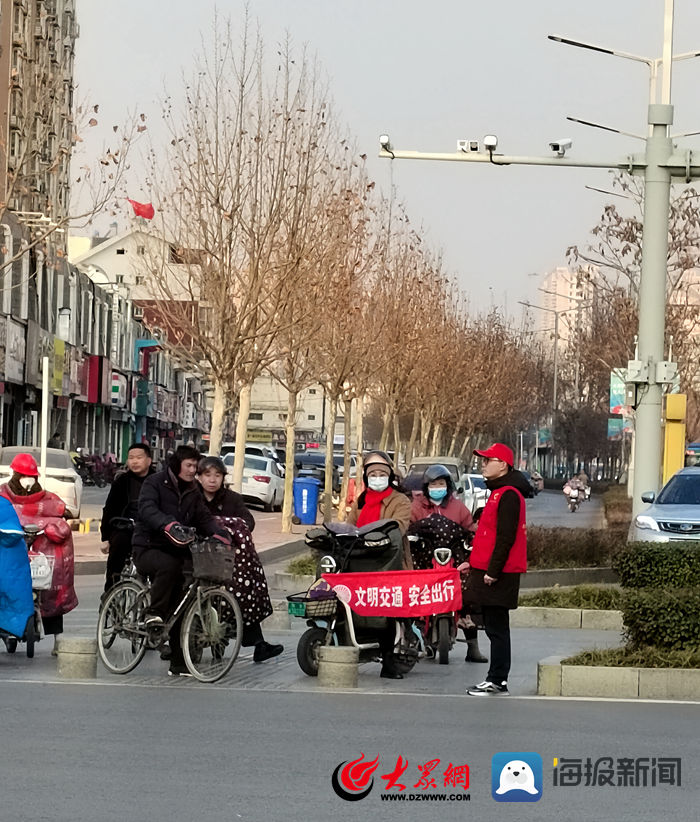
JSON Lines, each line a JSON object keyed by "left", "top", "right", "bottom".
{"left": 19, "top": 476, "right": 36, "bottom": 491}
{"left": 367, "top": 476, "right": 389, "bottom": 492}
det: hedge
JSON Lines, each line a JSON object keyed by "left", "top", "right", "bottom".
{"left": 527, "top": 526, "right": 627, "bottom": 569}
{"left": 563, "top": 645, "right": 700, "bottom": 669}
{"left": 519, "top": 584, "right": 622, "bottom": 610}
{"left": 613, "top": 541, "right": 700, "bottom": 589}
{"left": 621, "top": 588, "right": 700, "bottom": 650}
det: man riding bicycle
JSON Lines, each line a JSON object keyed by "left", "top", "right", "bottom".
{"left": 132, "top": 445, "right": 230, "bottom": 677}
{"left": 100, "top": 443, "right": 155, "bottom": 592}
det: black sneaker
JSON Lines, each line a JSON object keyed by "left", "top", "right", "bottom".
{"left": 168, "top": 661, "right": 193, "bottom": 677}
{"left": 253, "top": 641, "right": 284, "bottom": 663}
{"left": 466, "top": 680, "right": 508, "bottom": 696}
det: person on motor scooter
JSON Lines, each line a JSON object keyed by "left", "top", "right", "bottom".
{"left": 347, "top": 451, "right": 412, "bottom": 679}
{"left": 132, "top": 445, "right": 230, "bottom": 677}
{"left": 0, "top": 453, "right": 78, "bottom": 653}
{"left": 409, "top": 464, "right": 487, "bottom": 664}
{"left": 100, "top": 443, "right": 155, "bottom": 592}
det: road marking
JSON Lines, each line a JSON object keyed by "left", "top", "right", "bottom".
{"left": 0, "top": 676, "right": 697, "bottom": 705}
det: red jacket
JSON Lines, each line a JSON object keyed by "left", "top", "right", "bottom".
{"left": 410, "top": 492, "right": 475, "bottom": 532}
{"left": 469, "top": 485, "right": 527, "bottom": 574}
{"left": 0, "top": 484, "right": 78, "bottom": 618}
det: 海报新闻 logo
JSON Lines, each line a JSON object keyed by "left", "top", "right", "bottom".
{"left": 491, "top": 752, "right": 543, "bottom": 802}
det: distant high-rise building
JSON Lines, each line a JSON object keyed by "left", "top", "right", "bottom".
{"left": 0, "top": 0, "right": 78, "bottom": 231}
{"left": 537, "top": 266, "right": 596, "bottom": 346}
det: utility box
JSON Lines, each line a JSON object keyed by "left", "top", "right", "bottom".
{"left": 663, "top": 393, "right": 687, "bottom": 484}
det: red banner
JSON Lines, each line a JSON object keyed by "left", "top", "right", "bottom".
{"left": 322, "top": 569, "right": 462, "bottom": 617}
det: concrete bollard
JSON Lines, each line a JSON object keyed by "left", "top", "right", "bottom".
{"left": 56, "top": 637, "right": 98, "bottom": 679}
{"left": 318, "top": 645, "right": 359, "bottom": 689}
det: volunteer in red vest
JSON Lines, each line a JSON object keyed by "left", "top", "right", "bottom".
{"left": 463, "top": 443, "right": 529, "bottom": 696}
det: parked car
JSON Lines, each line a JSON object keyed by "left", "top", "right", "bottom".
{"left": 222, "top": 444, "right": 285, "bottom": 476}
{"left": 469, "top": 473, "right": 490, "bottom": 520}
{"left": 293, "top": 451, "right": 341, "bottom": 492}
{"left": 333, "top": 452, "right": 357, "bottom": 481}
{"left": 404, "top": 456, "right": 476, "bottom": 514}
{"left": 629, "top": 466, "right": 700, "bottom": 542}
{"left": 0, "top": 446, "right": 83, "bottom": 518}
{"left": 223, "top": 454, "right": 284, "bottom": 512}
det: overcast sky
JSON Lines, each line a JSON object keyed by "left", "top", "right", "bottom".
{"left": 72, "top": 1, "right": 700, "bottom": 312}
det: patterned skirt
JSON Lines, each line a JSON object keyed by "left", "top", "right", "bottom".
{"left": 217, "top": 516, "right": 273, "bottom": 627}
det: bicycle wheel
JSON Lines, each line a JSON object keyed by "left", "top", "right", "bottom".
{"left": 97, "top": 580, "right": 149, "bottom": 674}
{"left": 182, "top": 587, "right": 242, "bottom": 682}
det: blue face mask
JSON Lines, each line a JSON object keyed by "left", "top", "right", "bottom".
{"left": 428, "top": 487, "right": 448, "bottom": 502}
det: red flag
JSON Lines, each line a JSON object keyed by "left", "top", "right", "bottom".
{"left": 127, "top": 198, "right": 155, "bottom": 220}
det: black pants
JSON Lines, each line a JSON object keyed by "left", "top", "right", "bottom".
{"left": 481, "top": 605, "right": 511, "bottom": 684}
{"left": 104, "top": 530, "right": 132, "bottom": 592}
{"left": 135, "top": 549, "right": 190, "bottom": 661}
{"left": 242, "top": 622, "right": 264, "bottom": 647}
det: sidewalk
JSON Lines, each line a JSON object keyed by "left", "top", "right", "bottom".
{"left": 72, "top": 513, "right": 310, "bottom": 574}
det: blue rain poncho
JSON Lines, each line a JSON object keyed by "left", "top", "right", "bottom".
{"left": 0, "top": 496, "right": 34, "bottom": 639}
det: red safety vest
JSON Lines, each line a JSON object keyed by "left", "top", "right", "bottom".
{"left": 470, "top": 485, "right": 527, "bottom": 574}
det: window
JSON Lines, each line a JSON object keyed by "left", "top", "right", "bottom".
{"left": 134, "top": 275, "right": 144, "bottom": 285}
{"left": 116, "top": 248, "right": 126, "bottom": 255}
{"left": 249, "top": 412, "right": 263, "bottom": 421}
{"left": 308, "top": 414, "right": 316, "bottom": 421}
{"left": 137, "top": 245, "right": 145, "bottom": 255}
{"left": 335, "top": 416, "right": 344, "bottom": 423}
{"left": 116, "top": 274, "right": 124, "bottom": 283}
{"left": 308, "top": 388, "right": 317, "bottom": 394}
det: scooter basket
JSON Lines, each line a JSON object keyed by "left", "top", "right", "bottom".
{"left": 287, "top": 592, "right": 338, "bottom": 619}
{"left": 190, "top": 540, "right": 235, "bottom": 583}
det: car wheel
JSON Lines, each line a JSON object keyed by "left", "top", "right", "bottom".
{"left": 263, "top": 495, "right": 274, "bottom": 513}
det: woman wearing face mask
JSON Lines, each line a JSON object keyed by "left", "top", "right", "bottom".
{"left": 0, "top": 453, "right": 78, "bottom": 653}
{"left": 346, "top": 451, "right": 414, "bottom": 679}
{"left": 408, "top": 464, "right": 487, "bottom": 664}
{"left": 347, "top": 451, "right": 412, "bottom": 544}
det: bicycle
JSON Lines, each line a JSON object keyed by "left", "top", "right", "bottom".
{"left": 97, "top": 529, "right": 243, "bottom": 683}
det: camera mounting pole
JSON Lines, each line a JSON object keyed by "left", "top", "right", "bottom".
{"left": 379, "top": 0, "right": 700, "bottom": 519}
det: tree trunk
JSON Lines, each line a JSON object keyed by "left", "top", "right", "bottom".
{"left": 430, "top": 422, "right": 443, "bottom": 456}
{"left": 355, "top": 395, "right": 365, "bottom": 482}
{"left": 406, "top": 408, "right": 420, "bottom": 467}
{"left": 231, "top": 382, "right": 251, "bottom": 493}
{"left": 323, "top": 394, "right": 338, "bottom": 522}
{"left": 338, "top": 398, "right": 353, "bottom": 522}
{"left": 208, "top": 378, "right": 227, "bottom": 457}
{"left": 281, "top": 390, "right": 298, "bottom": 533}
{"left": 378, "top": 405, "right": 392, "bottom": 451}
{"left": 447, "top": 428, "right": 460, "bottom": 457}
{"left": 419, "top": 409, "right": 431, "bottom": 455}
{"left": 392, "top": 413, "right": 401, "bottom": 462}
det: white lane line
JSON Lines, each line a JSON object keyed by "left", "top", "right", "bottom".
{"left": 0, "top": 676, "right": 697, "bottom": 706}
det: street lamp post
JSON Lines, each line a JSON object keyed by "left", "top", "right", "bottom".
{"left": 379, "top": 0, "right": 694, "bottom": 518}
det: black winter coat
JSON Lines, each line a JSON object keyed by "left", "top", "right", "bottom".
{"left": 132, "top": 469, "right": 224, "bottom": 559}
{"left": 463, "top": 469, "right": 531, "bottom": 610}
{"left": 100, "top": 467, "right": 156, "bottom": 541}
{"left": 199, "top": 485, "right": 255, "bottom": 533}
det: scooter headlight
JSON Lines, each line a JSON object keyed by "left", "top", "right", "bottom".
{"left": 433, "top": 547, "right": 453, "bottom": 566}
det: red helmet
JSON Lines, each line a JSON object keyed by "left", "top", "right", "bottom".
{"left": 10, "top": 453, "right": 39, "bottom": 477}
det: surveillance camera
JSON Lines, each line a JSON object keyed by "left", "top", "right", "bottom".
{"left": 483, "top": 134, "right": 498, "bottom": 151}
{"left": 379, "top": 134, "right": 391, "bottom": 149}
{"left": 549, "top": 138, "right": 572, "bottom": 156}
{"left": 457, "top": 139, "right": 480, "bottom": 153}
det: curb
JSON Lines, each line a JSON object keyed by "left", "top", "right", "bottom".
{"left": 512, "top": 607, "right": 623, "bottom": 632}
{"left": 521, "top": 567, "right": 618, "bottom": 589}
{"left": 537, "top": 655, "right": 700, "bottom": 701}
